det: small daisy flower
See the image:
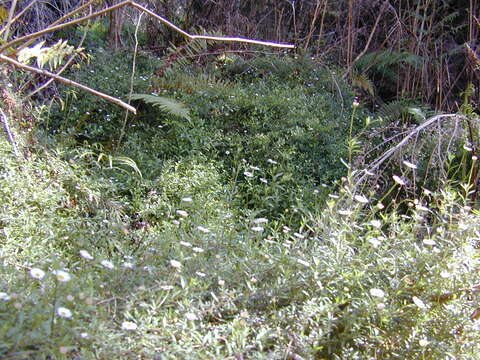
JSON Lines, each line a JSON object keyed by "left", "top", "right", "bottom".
{"left": 180, "top": 241, "right": 192, "bottom": 247}
{"left": 377, "top": 202, "right": 385, "bottom": 210}
{"left": 376, "top": 303, "right": 386, "bottom": 310}
{"left": 422, "top": 239, "right": 436, "bottom": 246}
{"left": 53, "top": 270, "right": 71, "bottom": 282}
{"left": 30, "top": 268, "right": 45, "bottom": 280}
{"left": 282, "top": 225, "right": 291, "bottom": 233}
{"left": 0, "top": 292, "right": 10, "bottom": 301}
{"left": 412, "top": 296, "right": 427, "bottom": 309}
{"left": 369, "top": 288, "right": 385, "bottom": 298}
{"left": 252, "top": 218, "right": 268, "bottom": 224}
{"left": 181, "top": 197, "right": 193, "bottom": 203}
{"left": 196, "top": 271, "right": 206, "bottom": 278}
{"left": 243, "top": 171, "right": 254, "bottom": 177}
{"left": 170, "top": 260, "right": 182, "bottom": 269}
{"left": 251, "top": 226, "right": 264, "bottom": 232}
{"left": 79, "top": 250, "right": 94, "bottom": 260}
{"left": 176, "top": 210, "right": 188, "bottom": 218}
{"left": 354, "top": 194, "right": 369, "bottom": 204}
{"left": 338, "top": 209, "right": 353, "bottom": 216}
{"left": 352, "top": 99, "right": 360, "bottom": 108}
{"left": 185, "top": 313, "right": 198, "bottom": 321}
{"left": 100, "top": 260, "right": 115, "bottom": 269}
{"left": 121, "top": 321, "right": 138, "bottom": 330}
{"left": 192, "top": 247, "right": 205, "bottom": 253}
{"left": 57, "top": 307, "right": 73, "bottom": 319}
{"left": 419, "top": 339, "right": 429, "bottom": 347}
{"left": 440, "top": 270, "right": 451, "bottom": 278}
{"left": 250, "top": 166, "right": 261, "bottom": 171}
{"left": 370, "top": 219, "right": 382, "bottom": 228}
{"left": 218, "top": 279, "right": 225, "bottom": 286}
{"left": 369, "top": 238, "right": 381, "bottom": 247}
{"left": 267, "top": 158, "right": 278, "bottom": 164}
{"left": 293, "top": 232, "right": 305, "bottom": 239}
{"left": 197, "top": 226, "right": 210, "bottom": 233}
{"left": 123, "top": 262, "right": 134, "bottom": 269}
{"left": 260, "top": 178, "right": 268, "bottom": 184}
{"left": 393, "top": 175, "right": 406, "bottom": 186}
{"left": 403, "top": 160, "right": 417, "bottom": 169}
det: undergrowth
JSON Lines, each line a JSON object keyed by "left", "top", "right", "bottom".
{"left": 1, "top": 49, "right": 480, "bottom": 359}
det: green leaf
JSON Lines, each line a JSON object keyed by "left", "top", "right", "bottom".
{"left": 130, "top": 94, "right": 191, "bottom": 122}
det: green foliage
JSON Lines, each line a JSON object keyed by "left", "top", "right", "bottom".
{"left": 17, "top": 40, "right": 82, "bottom": 70}
{"left": 130, "top": 93, "right": 191, "bottom": 122}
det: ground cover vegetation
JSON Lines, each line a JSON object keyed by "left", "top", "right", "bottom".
{"left": 1, "top": 1, "right": 480, "bottom": 359}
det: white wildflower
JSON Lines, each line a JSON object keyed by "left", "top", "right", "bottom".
{"left": 243, "top": 171, "right": 254, "bottom": 177}
{"left": 252, "top": 218, "right": 268, "bottom": 224}
{"left": 53, "top": 270, "right": 71, "bottom": 282}
{"left": 123, "top": 262, "right": 134, "bottom": 269}
{"left": 293, "top": 232, "right": 305, "bottom": 239}
{"left": 181, "top": 197, "right": 193, "bottom": 203}
{"left": 29, "top": 268, "right": 45, "bottom": 280}
{"left": 57, "top": 307, "right": 72, "bottom": 319}
{"left": 196, "top": 271, "right": 206, "bottom": 278}
{"left": 100, "top": 260, "right": 115, "bottom": 269}
{"left": 376, "top": 302, "right": 386, "bottom": 310}
{"left": 338, "top": 209, "right": 353, "bottom": 216}
{"left": 422, "top": 239, "right": 436, "bottom": 246}
{"left": 185, "top": 313, "right": 198, "bottom": 321}
{"left": 369, "top": 288, "right": 385, "bottom": 298}
{"left": 121, "top": 321, "right": 138, "bottom": 330}
{"left": 176, "top": 210, "right": 188, "bottom": 218}
{"left": 419, "top": 339, "right": 429, "bottom": 347}
{"left": 370, "top": 219, "right": 382, "bottom": 228}
{"left": 393, "top": 175, "right": 406, "bottom": 186}
{"left": 403, "top": 160, "right": 418, "bottom": 169}
{"left": 180, "top": 241, "right": 192, "bottom": 247}
{"left": 412, "top": 296, "right": 427, "bottom": 309}
{"left": 170, "top": 260, "right": 182, "bottom": 269}
{"left": 251, "top": 226, "right": 264, "bottom": 232}
{"left": 354, "top": 194, "right": 369, "bottom": 204}
{"left": 267, "top": 158, "right": 278, "bottom": 164}
{"left": 440, "top": 270, "right": 451, "bottom": 278}
{"left": 79, "top": 250, "right": 94, "bottom": 260}
{"left": 260, "top": 178, "right": 268, "bottom": 184}
{"left": 197, "top": 226, "right": 210, "bottom": 233}
{"left": 0, "top": 292, "right": 10, "bottom": 301}
{"left": 192, "top": 247, "right": 205, "bottom": 253}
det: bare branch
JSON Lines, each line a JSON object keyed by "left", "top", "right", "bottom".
{"left": 0, "top": 54, "right": 136, "bottom": 114}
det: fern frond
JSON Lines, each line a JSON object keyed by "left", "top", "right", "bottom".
{"left": 130, "top": 94, "right": 191, "bottom": 122}
{"left": 351, "top": 72, "right": 375, "bottom": 96}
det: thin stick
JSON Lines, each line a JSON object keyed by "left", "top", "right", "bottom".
{"left": 118, "top": 12, "right": 143, "bottom": 149}
{"left": 0, "top": 54, "right": 136, "bottom": 114}
{"left": 0, "top": 107, "right": 20, "bottom": 157}
{"left": 2, "top": 0, "right": 18, "bottom": 41}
